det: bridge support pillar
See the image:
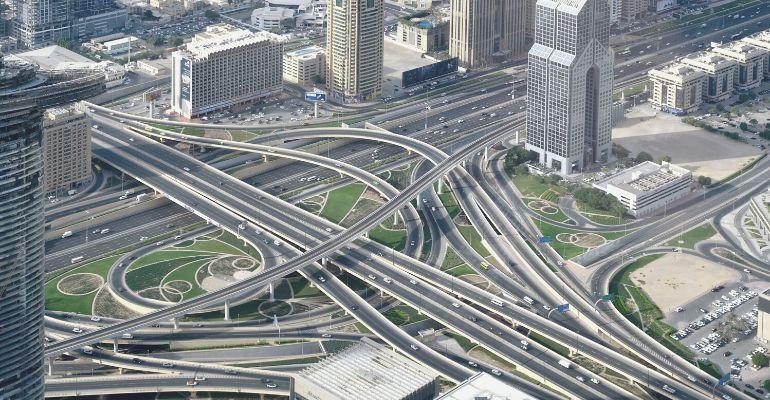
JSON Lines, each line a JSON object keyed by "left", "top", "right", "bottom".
{"left": 113, "top": 337, "right": 119, "bottom": 352}
{"left": 416, "top": 193, "right": 421, "bottom": 209}
{"left": 483, "top": 147, "right": 489, "bottom": 166}
{"left": 514, "top": 130, "right": 520, "bottom": 144}
{"left": 172, "top": 317, "right": 179, "bottom": 330}
{"left": 437, "top": 177, "right": 444, "bottom": 194}
{"left": 47, "top": 357, "right": 53, "bottom": 376}
{"left": 269, "top": 282, "right": 275, "bottom": 302}
{"left": 224, "top": 299, "right": 230, "bottom": 321}
{"left": 362, "top": 231, "right": 368, "bottom": 239}
{"left": 322, "top": 257, "right": 328, "bottom": 267}
{"left": 263, "top": 154, "right": 268, "bottom": 163}
{"left": 393, "top": 212, "right": 399, "bottom": 226}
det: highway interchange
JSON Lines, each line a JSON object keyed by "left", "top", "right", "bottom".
{"left": 38, "top": 8, "right": 770, "bottom": 399}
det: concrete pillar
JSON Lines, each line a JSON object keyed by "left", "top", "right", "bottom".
{"left": 437, "top": 177, "right": 444, "bottom": 194}
{"left": 224, "top": 299, "right": 230, "bottom": 321}
{"left": 416, "top": 193, "right": 421, "bottom": 210}
{"left": 484, "top": 147, "right": 489, "bottom": 165}
{"left": 269, "top": 282, "right": 275, "bottom": 302}
{"left": 515, "top": 131, "right": 520, "bottom": 144}
{"left": 321, "top": 257, "right": 328, "bottom": 267}
{"left": 47, "top": 357, "right": 53, "bottom": 376}
{"left": 172, "top": 317, "right": 179, "bottom": 330}
{"left": 263, "top": 154, "right": 268, "bottom": 163}
{"left": 113, "top": 337, "right": 119, "bottom": 352}
{"left": 393, "top": 212, "right": 399, "bottom": 226}
{"left": 362, "top": 231, "right": 368, "bottom": 239}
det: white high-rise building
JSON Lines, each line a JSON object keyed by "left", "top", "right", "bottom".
{"left": 526, "top": 0, "right": 614, "bottom": 175}
{"left": 325, "top": 0, "right": 384, "bottom": 102}
{"left": 171, "top": 24, "right": 284, "bottom": 118}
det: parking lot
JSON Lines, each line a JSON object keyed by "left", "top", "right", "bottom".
{"left": 664, "top": 275, "right": 770, "bottom": 393}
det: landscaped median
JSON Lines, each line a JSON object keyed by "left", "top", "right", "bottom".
{"left": 532, "top": 219, "right": 629, "bottom": 259}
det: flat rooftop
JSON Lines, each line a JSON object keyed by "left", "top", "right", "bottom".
{"left": 285, "top": 45, "right": 324, "bottom": 58}
{"left": 594, "top": 161, "right": 691, "bottom": 195}
{"left": 648, "top": 62, "right": 705, "bottom": 83}
{"left": 437, "top": 373, "right": 537, "bottom": 400}
{"left": 185, "top": 24, "right": 284, "bottom": 58}
{"left": 296, "top": 338, "right": 438, "bottom": 400}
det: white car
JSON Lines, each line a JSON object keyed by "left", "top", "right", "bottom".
{"left": 72, "top": 327, "right": 83, "bottom": 334}
{"left": 410, "top": 344, "right": 419, "bottom": 350}
{"left": 90, "top": 316, "right": 101, "bottom": 322}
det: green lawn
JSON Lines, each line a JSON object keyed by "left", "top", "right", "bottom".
{"left": 181, "top": 127, "right": 205, "bottom": 137}
{"left": 45, "top": 256, "right": 121, "bottom": 315}
{"left": 528, "top": 330, "right": 571, "bottom": 358}
{"left": 610, "top": 254, "right": 695, "bottom": 360}
{"left": 441, "top": 248, "right": 466, "bottom": 270}
{"left": 126, "top": 256, "right": 210, "bottom": 291}
{"left": 438, "top": 192, "right": 461, "bottom": 219}
{"left": 523, "top": 197, "right": 570, "bottom": 223}
{"left": 161, "top": 258, "right": 212, "bottom": 300}
{"left": 369, "top": 225, "right": 407, "bottom": 251}
{"left": 291, "top": 278, "right": 323, "bottom": 298}
{"left": 320, "top": 183, "right": 366, "bottom": 223}
{"left": 532, "top": 219, "right": 629, "bottom": 259}
{"left": 183, "top": 238, "right": 249, "bottom": 256}
{"left": 129, "top": 250, "right": 211, "bottom": 271}
{"left": 511, "top": 175, "right": 567, "bottom": 202}
{"left": 665, "top": 223, "right": 717, "bottom": 249}
{"left": 446, "top": 264, "right": 476, "bottom": 277}
{"left": 443, "top": 331, "right": 476, "bottom": 352}
{"left": 457, "top": 225, "right": 491, "bottom": 257}
{"left": 575, "top": 201, "right": 633, "bottom": 225}
{"left": 383, "top": 305, "right": 427, "bottom": 325}
{"left": 231, "top": 130, "right": 258, "bottom": 142}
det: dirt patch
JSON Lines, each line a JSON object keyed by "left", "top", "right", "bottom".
{"left": 629, "top": 253, "right": 740, "bottom": 315}
{"left": 613, "top": 106, "right": 761, "bottom": 181}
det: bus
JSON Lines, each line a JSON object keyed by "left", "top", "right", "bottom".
{"left": 70, "top": 256, "right": 84, "bottom": 264}
{"left": 491, "top": 297, "right": 505, "bottom": 307}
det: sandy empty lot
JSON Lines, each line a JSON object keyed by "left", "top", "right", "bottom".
{"left": 614, "top": 106, "right": 761, "bottom": 180}
{"left": 382, "top": 40, "right": 434, "bottom": 95}
{"left": 629, "top": 253, "right": 739, "bottom": 315}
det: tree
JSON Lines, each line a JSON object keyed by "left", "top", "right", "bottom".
{"left": 750, "top": 118, "right": 758, "bottom": 125}
{"left": 657, "top": 155, "right": 671, "bottom": 164}
{"left": 56, "top": 38, "right": 71, "bottom": 49}
{"left": 503, "top": 147, "right": 537, "bottom": 175}
{"left": 280, "top": 17, "right": 296, "bottom": 29}
{"left": 763, "top": 380, "right": 770, "bottom": 392}
{"left": 513, "top": 165, "right": 529, "bottom": 176}
{"left": 752, "top": 353, "right": 768, "bottom": 368}
{"left": 573, "top": 187, "right": 626, "bottom": 215}
{"left": 142, "top": 9, "right": 159, "bottom": 20}
{"left": 739, "top": 122, "right": 749, "bottom": 131}
{"left": 146, "top": 35, "right": 165, "bottom": 47}
{"left": 168, "top": 36, "right": 183, "bottom": 47}
{"left": 612, "top": 143, "right": 630, "bottom": 161}
{"left": 635, "top": 151, "right": 653, "bottom": 163}
{"left": 697, "top": 176, "right": 712, "bottom": 186}
{"left": 205, "top": 9, "right": 220, "bottom": 21}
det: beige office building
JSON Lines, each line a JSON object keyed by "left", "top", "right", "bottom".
{"left": 396, "top": 19, "right": 449, "bottom": 53}
{"left": 449, "top": 0, "right": 527, "bottom": 67}
{"left": 648, "top": 63, "right": 705, "bottom": 115}
{"left": 712, "top": 41, "right": 767, "bottom": 91}
{"left": 283, "top": 46, "right": 326, "bottom": 85}
{"left": 171, "top": 24, "right": 284, "bottom": 118}
{"left": 42, "top": 106, "right": 92, "bottom": 195}
{"left": 681, "top": 52, "right": 737, "bottom": 103}
{"left": 325, "top": 0, "right": 384, "bottom": 102}
{"left": 741, "top": 30, "right": 770, "bottom": 79}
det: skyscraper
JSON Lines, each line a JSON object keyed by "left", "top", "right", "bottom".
{"left": 525, "top": 0, "right": 613, "bottom": 174}
{"left": 449, "top": 0, "right": 528, "bottom": 67}
{"left": 326, "top": 0, "right": 383, "bottom": 102}
{"left": 0, "top": 56, "right": 46, "bottom": 400}
{"left": 13, "top": 0, "right": 125, "bottom": 48}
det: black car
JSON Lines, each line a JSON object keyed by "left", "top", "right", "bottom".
{"left": 132, "top": 358, "right": 142, "bottom": 364}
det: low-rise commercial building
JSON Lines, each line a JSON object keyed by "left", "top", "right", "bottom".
{"left": 395, "top": 18, "right": 448, "bottom": 53}
{"left": 593, "top": 161, "right": 692, "bottom": 217}
{"left": 294, "top": 338, "right": 439, "bottom": 400}
{"left": 101, "top": 36, "right": 138, "bottom": 55}
{"left": 251, "top": 6, "right": 295, "bottom": 30}
{"left": 136, "top": 58, "right": 170, "bottom": 76}
{"left": 283, "top": 46, "right": 325, "bottom": 85}
{"left": 681, "top": 52, "right": 738, "bottom": 103}
{"left": 171, "top": 24, "right": 284, "bottom": 118}
{"left": 648, "top": 63, "right": 705, "bottom": 115}
{"left": 741, "top": 30, "right": 770, "bottom": 79}
{"left": 712, "top": 41, "right": 767, "bottom": 91}
{"left": 747, "top": 190, "right": 770, "bottom": 247}
{"left": 42, "top": 106, "right": 92, "bottom": 195}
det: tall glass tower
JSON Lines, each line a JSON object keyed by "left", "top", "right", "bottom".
{"left": 525, "top": 0, "right": 614, "bottom": 174}
{"left": 0, "top": 56, "right": 46, "bottom": 399}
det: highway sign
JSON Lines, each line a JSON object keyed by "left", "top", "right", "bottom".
{"left": 538, "top": 236, "right": 552, "bottom": 243}
{"left": 600, "top": 294, "right": 614, "bottom": 302}
{"left": 556, "top": 303, "right": 570, "bottom": 313}
{"left": 305, "top": 91, "right": 326, "bottom": 102}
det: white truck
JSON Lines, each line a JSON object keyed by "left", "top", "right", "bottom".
{"left": 61, "top": 231, "right": 73, "bottom": 239}
{"left": 520, "top": 340, "right": 530, "bottom": 350}
{"left": 558, "top": 359, "right": 572, "bottom": 369}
